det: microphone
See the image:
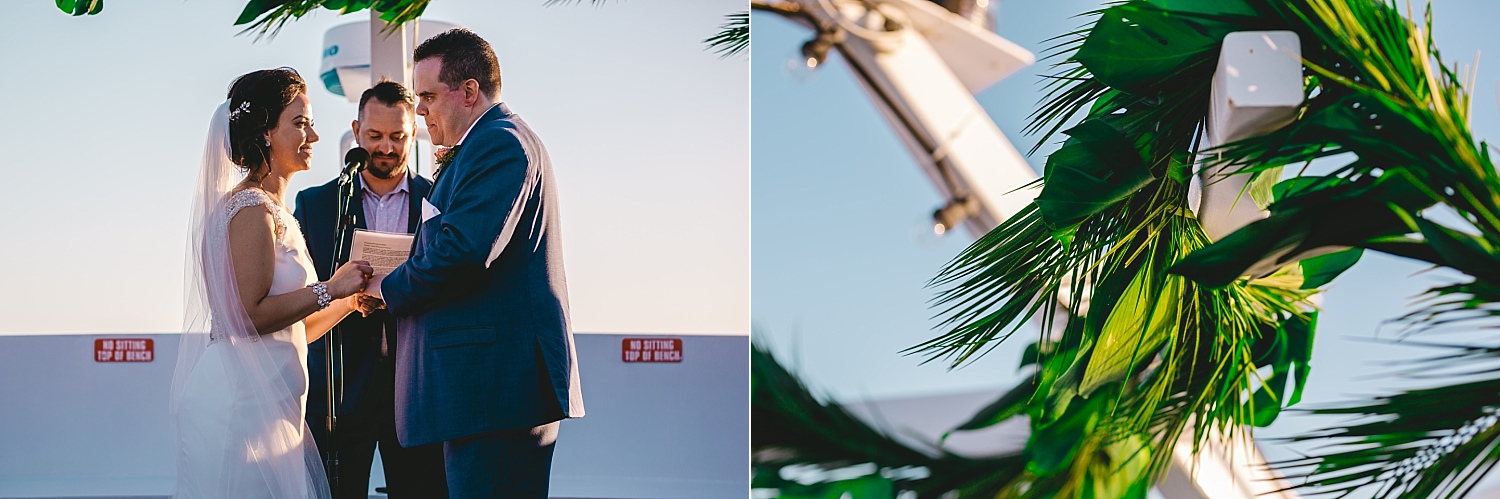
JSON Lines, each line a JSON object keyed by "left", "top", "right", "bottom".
{"left": 339, "top": 147, "right": 369, "bottom": 186}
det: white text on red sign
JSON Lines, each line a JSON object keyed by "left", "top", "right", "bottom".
{"left": 95, "top": 338, "right": 154, "bottom": 363}
{"left": 621, "top": 338, "right": 682, "bottom": 363}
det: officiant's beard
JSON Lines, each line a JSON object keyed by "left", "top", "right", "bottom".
{"left": 367, "top": 154, "right": 405, "bottom": 179}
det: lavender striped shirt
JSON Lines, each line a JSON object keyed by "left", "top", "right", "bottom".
{"left": 360, "top": 175, "right": 411, "bottom": 234}
{"left": 359, "top": 174, "right": 410, "bottom": 357}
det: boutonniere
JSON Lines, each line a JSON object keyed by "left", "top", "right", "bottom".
{"left": 434, "top": 145, "right": 461, "bottom": 178}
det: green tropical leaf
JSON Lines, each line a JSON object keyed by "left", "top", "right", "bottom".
{"left": 1035, "top": 117, "right": 1156, "bottom": 241}
{"left": 55, "top": 0, "right": 103, "bottom": 16}
{"left": 235, "top": 0, "right": 286, "bottom": 25}
{"left": 1247, "top": 312, "right": 1316, "bottom": 426}
{"left": 1087, "top": 434, "right": 1155, "bottom": 499}
{"left": 1171, "top": 170, "right": 1439, "bottom": 287}
{"left": 1073, "top": 3, "right": 1237, "bottom": 94}
{"left": 751, "top": 343, "right": 1027, "bottom": 497}
{"left": 1027, "top": 397, "right": 1102, "bottom": 476}
{"left": 928, "top": 1, "right": 1320, "bottom": 487}
{"left": 1270, "top": 175, "right": 1349, "bottom": 204}
{"left": 919, "top": 204, "right": 1079, "bottom": 367}
{"left": 931, "top": 0, "right": 1500, "bottom": 495}
{"left": 1245, "top": 165, "right": 1284, "bottom": 209}
{"left": 944, "top": 377, "right": 1037, "bottom": 437}
{"left": 1298, "top": 248, "right": 1362, "bottom": 289}
{"left": 1414, "top": 217, "right": 1500, "bottom": 284}
{"left": 1179, "top": 0, "right": 1500, "bottom": 493}
{"left": 1145, "top": 0, "right": 1258, "bottom": 17}
{"left": 1276, "top": 343, "right": 1500, "bottom": 498}
{"left": 1081, "top": 267, "right": 1182, "bottom": 396}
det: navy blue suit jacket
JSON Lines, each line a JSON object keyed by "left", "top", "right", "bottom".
{"left": 294, "top": 172, "right": 433, "bottom": 418}
{"left": 382, "top": 103, "right": 584, "bottom": 446}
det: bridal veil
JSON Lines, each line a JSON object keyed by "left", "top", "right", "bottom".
{"left": 168, "top": 101, "right": 330, "bottom": 498}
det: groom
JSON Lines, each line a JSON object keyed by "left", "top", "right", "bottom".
{"left": 381, "top": 28, "right": 584, "bottom": 498}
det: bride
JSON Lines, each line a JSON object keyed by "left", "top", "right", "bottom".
{"left": 170, "top": 68, "right": 379, "bottom": 498}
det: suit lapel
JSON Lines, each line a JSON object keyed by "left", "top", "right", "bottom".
{"left": 407, "top": 174, "right": 430, "bottom": 233}
{"left": 414, "top": 105, "right": 505, "bottom": 242}
{"left": 437, "top": 104, "right": 508, "bottom": 190}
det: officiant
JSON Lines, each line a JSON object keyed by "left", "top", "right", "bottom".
{"left": 293, "top": 79, "right": 447, "bottom": 498}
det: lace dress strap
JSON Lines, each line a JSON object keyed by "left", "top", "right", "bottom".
{"left": 224, "top": 188, "right": 287, "bottom": 239}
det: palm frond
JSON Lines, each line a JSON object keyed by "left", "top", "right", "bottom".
{"left": 754, "top": 338, "right": 1161, "bottom": 498}
{"left": 234, "top": 0, "right": 431, "bottom": 40}
{"left": 923, "top": 0, "right": 1341, "bottom": 489}
{"left": 1275, "top": 343, "right": 1500, "bottom": 498}
{"left": 1152, "top": 0, "right": 1500, "bottom": 495}
{"left": 751, "top": 343, "right": 1028, "bottom": 498}
{"left": 705, "top": 11, "right": 749, "bottom": 58}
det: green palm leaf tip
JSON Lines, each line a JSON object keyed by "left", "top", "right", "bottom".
{"left": 750, "top": 343, "right": 1028, "bottom": 498}
{"left": 1273, "top": 344, "right": 1500, "bottom": 499}
{"left": 234, "top": 0, "right": 431, "bottom": 40}
{"left": 705, "top": 12, "right": 748, "bottom": 58}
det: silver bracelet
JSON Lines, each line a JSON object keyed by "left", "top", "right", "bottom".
{"left": 309, "top": 282, "right": 333, "bottom": 310}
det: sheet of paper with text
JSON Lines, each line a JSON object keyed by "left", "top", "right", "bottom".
{"left": 349, "top": 229, "right": 415, "bottom": 299}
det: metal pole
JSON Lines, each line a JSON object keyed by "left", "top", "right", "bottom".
{"left": 325, "top": 170, "right": 358, "bottom": 497}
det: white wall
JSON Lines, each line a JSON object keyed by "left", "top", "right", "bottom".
{"left": 0, "top": 333, "right": 747, "bottom": 498}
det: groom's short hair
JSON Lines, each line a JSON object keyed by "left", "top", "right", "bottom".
{"left": 414, "top": 28, "right": 502, "bottom": 100}
{"left": 358, "top": 79, "right": 415, "bottom": 120}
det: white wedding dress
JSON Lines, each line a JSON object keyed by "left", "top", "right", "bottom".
{"left": 169, "top": 102, "right": 330, "bottom": 498}
{"left": 174, "top": 190, "right": 322, "bottom": 497}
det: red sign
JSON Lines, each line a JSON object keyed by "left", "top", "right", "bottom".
{"left": 95, "top": 338, "right": 154, "bottom": 363}
{"left": 622, "top": 338, "right": 682, "bottom": 363}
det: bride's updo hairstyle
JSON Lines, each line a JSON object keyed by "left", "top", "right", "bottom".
{"left": 226, "top": 68, "right": 307, "bottom": 173}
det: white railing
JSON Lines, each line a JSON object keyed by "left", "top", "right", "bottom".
{"left": 0, "top": 332, "right": 747, "bottom": 499}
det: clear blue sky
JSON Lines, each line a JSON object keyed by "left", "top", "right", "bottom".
{"left": 0, "top": 0, "right": 748, "bottom": 336}
{"left": 751, "top": 0, "right": 1500, "bottom": 473}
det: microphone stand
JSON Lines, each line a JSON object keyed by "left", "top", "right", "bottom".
{"left": 325, "top": 160, "right": 362, "bottom": 497}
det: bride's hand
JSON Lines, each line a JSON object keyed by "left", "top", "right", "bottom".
{"left": 328, "top": 260, "right": 374, "bottom": 298}
{"left": 347, "top": 293, "right": 385, "bottom": 317}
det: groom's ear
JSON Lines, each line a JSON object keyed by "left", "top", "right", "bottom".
{"left": 351, "top": 119, "right": 361, "bottom": 138}
{"left": 462, "top": 79, "right": 482, "bottom": 107}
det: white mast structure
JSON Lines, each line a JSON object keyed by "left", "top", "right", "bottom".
{"left": 753, "top": 1, "right": 1302, "bottom": 497}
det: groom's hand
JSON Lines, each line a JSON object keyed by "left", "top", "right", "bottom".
{"left": 347, "top": 293, "right": 386, "bottom": 317}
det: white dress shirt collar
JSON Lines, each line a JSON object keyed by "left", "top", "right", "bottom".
{"left": 454, "top": 103, "right": 500, "bottom": 146}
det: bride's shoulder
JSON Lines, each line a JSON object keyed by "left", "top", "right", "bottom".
{"left": 223, "top": 188, "right": 287, "bottom": 237}
{"left": 224, "top": 188, "right": 274, "bottom": 215}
